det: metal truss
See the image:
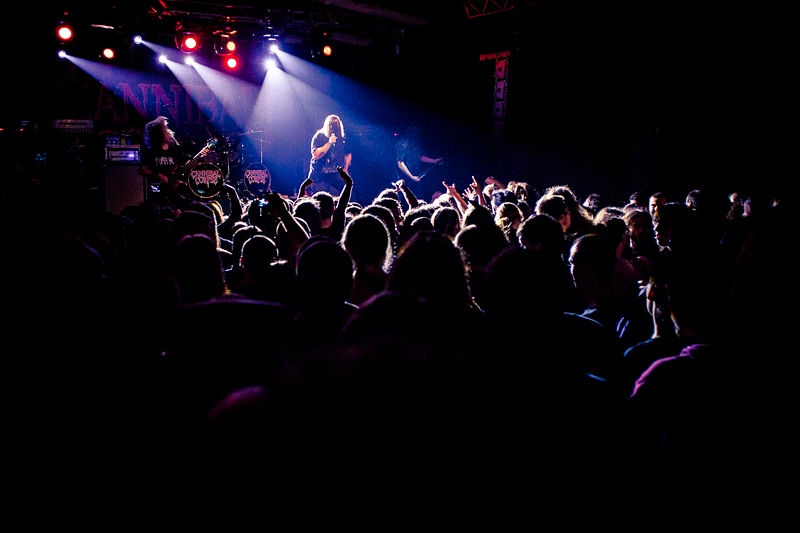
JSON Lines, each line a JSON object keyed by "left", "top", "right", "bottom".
{"left": 462, "top": 1, "right": 515, "bottom": 19}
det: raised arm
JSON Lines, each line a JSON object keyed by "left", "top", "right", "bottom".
{"left": 217, "top": 182, "right": 244, "bottom": 239}
{"left": 298, "top": 177, "right": 314, "bottom": 198}
{"left": 394, "top": 178, "right": 419, "bottom": 210}
{"left": 265, "top": 191, "right": 309, "bottom": 260}
{"left": 443, "top": 181, "right": 469, "bottom": 216}
{"left": 334, "top": 166, "right": 354, "bottom": 219}
{"left": 470, "top": 176, "right": 488, "bottom": 208}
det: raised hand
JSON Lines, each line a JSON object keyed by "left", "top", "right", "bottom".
{"left": 264, "top": 191, "right": 289, "bottom": 216}
{"left": 299, "top": 177, "right": 314, "bottom": 197}
{"left": 337, "top": 166, "right": 353, "bottom": 186}
{"left": 471, "top": 175, "right": 481, "bottom": 191}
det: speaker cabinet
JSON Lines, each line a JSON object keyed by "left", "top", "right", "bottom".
{"left": 103, "top": 164, "right": 145, "bottom": 213}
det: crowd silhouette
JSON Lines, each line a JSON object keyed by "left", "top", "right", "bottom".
{"left": 3, "top": 147, "right": 788, "bottom": 505}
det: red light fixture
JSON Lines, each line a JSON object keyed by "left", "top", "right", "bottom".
{"left": 56, "top": 25, "right": 73, "bottom": 41}
{"left": 176, "top": 31, "right": 200, "bottom": 53}
{"left": 224, "top": 56, "right": 239, "bottom": 70}
{"left": 214, "top": 31, "right": 237, "bottom": 56}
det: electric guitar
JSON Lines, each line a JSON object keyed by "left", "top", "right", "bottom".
{"left": 169, "top": 138, "right": 217, "bottom": 185}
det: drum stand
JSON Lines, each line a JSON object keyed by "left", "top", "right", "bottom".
{"left": 238, "top": 131, "right": 268, "bottom": 199}
{"left": 252, "top": 133, "right": 265, "bottom": 164}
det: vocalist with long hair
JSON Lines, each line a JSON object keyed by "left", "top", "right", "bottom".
{"left": 306, "top": 114, "right": 352, "bottom": 196}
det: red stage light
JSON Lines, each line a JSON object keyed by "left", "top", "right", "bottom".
{"left": 224, "top": 56, "right": 238, "bottom": 70}
{"left": 215, "top": 32, "right": 236, "bottom": 56}
{"left": 177, "top": 32, "right": 200, "bottom": 53}
{"left": 57, "top": 25, "right": 73, "bottom": 41}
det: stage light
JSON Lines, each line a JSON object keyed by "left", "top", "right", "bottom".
{"left": 214, "top": 31, "right": 236, "bottom": 56}
{"left": 58, "top": 50, "right": 67, "bottom": 59}
{"left": 133, "top": 35, "right": 143, "bottom": 45}
{"left": 57, "top": 25, "right": 73, "bottom": 42}
{"left": 102, "top": 48, "right": 115, "bottom": 60}
{"left": 310, "top": 29, "right": 333, "bottom": 59}
{"left": 224, "top": 56, "right": 239, "bottom": 70}
{"left": 176, "top": 31, "right": 200, "bottom": 53}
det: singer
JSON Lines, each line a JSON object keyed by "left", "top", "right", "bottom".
{"left": 306, "top": 114, "right": 352, "bottom": 196}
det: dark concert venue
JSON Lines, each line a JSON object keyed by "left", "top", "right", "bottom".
{"left": 2, "top": 0, "right": 788, "bottom": 513}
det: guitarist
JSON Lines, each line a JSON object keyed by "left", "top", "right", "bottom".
{"left": 138, "top": 115, "right": 209, "bottom": 209}
{"left": 395, "top": 125, "right": 444, "bottom": 204}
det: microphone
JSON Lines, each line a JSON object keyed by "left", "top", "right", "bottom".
{"left": 330, "top": 134, "right": 337, "bottom": 147}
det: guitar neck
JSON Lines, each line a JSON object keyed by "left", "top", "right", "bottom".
{"left": 176, "top": 145, "right": 211, "bottom": 174}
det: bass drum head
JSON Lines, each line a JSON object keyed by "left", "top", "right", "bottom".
{"left": 187, "top": 162, "right": 225, "bottom": 199}
{"left": 241, "top": 162, "right": 272, "bottom": 197}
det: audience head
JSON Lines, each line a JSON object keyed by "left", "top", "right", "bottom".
{"left": 568, "top": 233, "right": 618, "bottom": 303}
{"left": 431, "top": 205, "right": 461, "bottom": 240}
{"left": 535, "top": 194, "right": 571, "bottom": 232}
{"left": 373, "top": 197, "right": 404, "bottom": 230}
{"left": 171, "top": 233, "right": 227, "bottom": 304}
{"left": 241, "top": 235, "right": 279, "bottom": 274}
{"left": 311, "top": 191, "right": 335, "bottom": 220}
{"left": 622, "top": 208, "right": 653, "bottom": 242}
{"left": 231, "top": 225, "right": 264, "bottom": 266}
{"left": 387, "top": 230, "right": 472, "bottom": 315}
{"left": 517, "top": 214, "right": 565, "bottom": 256}
{"left": 593, "top": 206, "right": 624, "bottom": 227}
{"left": 582, "top": 193, "right": 608, "bottom": 217}
{"left": 507, "top": 181, "right": 540, "bottom": 207}
{"left": 483, "top": 246, "right": 576, "bottom": 320}
{"left": 494, "top": 201, "right": 524, "bottom": 242}
{"left": 648, "top": 191, "right": 668, "bottom": 216}
{"left": 652, "top": 202, "right": 693, "bottom": 250}
{"left": 341, "top": 213, "right": 393, "bottom": 272}
{"left": 293, "top": 197, "right": 322, "bottom": 236}
{"left": 490, "top": 189, "right": 518, "bottom": 213}
{"left": 362, "top": 204, "right": 399, "bottom": 249}
{"left": 629, "top": 190, "right": 648, "bottom": 207}
{"left": 684, "top": 189, "right": 706, "bottom": 211}
{"left": 296, "top": 238, "right": 354, "bottom": 308}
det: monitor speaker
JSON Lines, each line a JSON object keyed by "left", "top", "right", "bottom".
{"left": 104, "top": 164, "right": 145, "bottom": 213}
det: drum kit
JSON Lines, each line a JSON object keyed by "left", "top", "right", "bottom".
{"left": 186, "top": 129, "right": 271, "bottom": 200}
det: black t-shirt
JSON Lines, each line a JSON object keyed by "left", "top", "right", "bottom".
{"left": 308, "top": 131, "right": 349, "bottom": 178}
{"left": 141, "top": 144, "right": 192, "bottom": 185}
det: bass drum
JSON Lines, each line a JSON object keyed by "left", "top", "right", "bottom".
{"left": 186, "top": 162, "right": 226, "bottom": 199}
{"left": 241, "top": 162, "right": 272, "bottom": 198}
